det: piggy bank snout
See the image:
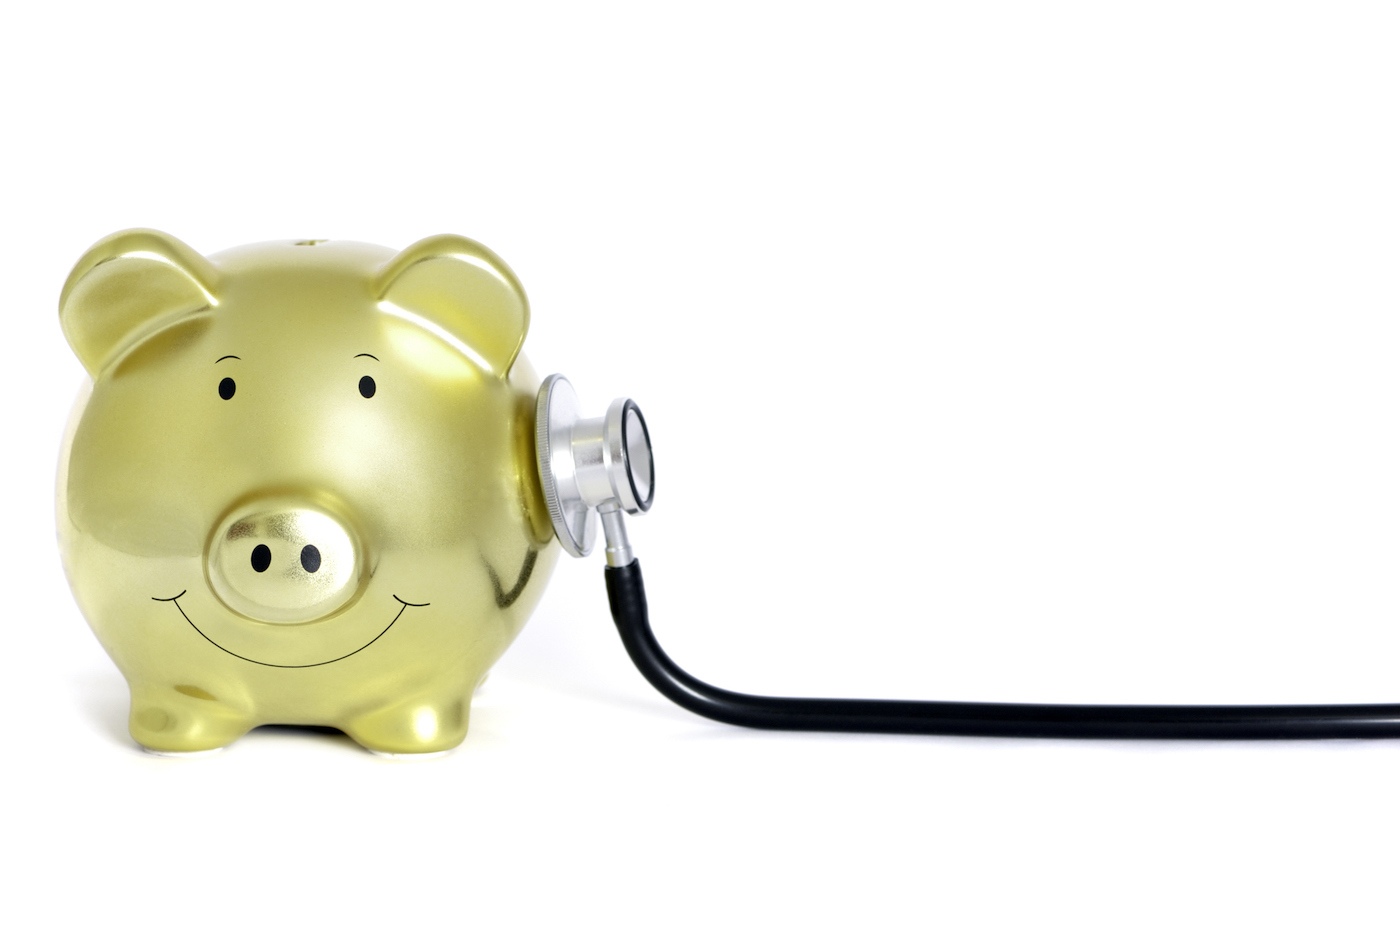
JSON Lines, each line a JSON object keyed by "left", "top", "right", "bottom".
{"left": 207, "top": 500, "right": 364, "bottom": 624}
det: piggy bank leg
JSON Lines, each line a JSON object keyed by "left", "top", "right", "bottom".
{"left": 128, "top": 683, "right": 254, "bottom": 754}
{"left": 342, "top": 692, "right": 472, "bottom": 756}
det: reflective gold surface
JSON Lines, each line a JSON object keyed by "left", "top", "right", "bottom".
{"left": 207, "top": 498, "right": 364, "bottom": 625}
{"left": 57, "top": 231, "right": 557, "bottom": 754}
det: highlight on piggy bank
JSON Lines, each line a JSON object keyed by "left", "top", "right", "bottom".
{"left": 57, "top": 230, "right": 558, "bottom": 756}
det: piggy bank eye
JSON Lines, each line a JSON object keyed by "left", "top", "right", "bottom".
{"left": 218, "top": 377, "right": 236, "bottom": 400}
{"left": 358, "top": 375, "right": 376, "bottom": 398}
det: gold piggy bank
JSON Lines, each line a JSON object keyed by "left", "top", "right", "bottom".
{"left": 57, "top": 230, "right": 558, "bottom": 755}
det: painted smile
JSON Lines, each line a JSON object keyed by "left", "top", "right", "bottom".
{"left": 152, "top": 591, "right": 429, "bottom": 668}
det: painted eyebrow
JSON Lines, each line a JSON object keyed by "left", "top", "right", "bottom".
{"left": 354, "top": 353, "right": 379, "bottom": 361}
{"left": 216, "top": 355, "right": 241, "bottom": 363}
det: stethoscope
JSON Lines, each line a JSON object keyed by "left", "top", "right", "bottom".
{"left": 539, "top": 374, "right": 1400, "bottom": 739}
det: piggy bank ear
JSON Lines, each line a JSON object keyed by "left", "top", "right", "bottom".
{"left": 59, "top": 229, "right": 218, "bottom": 377}
{"left": 375, "top": 234, "right": 529, "bottom": 377}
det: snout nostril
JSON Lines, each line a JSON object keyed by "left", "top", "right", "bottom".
{"left": 251, "top": 544, "right": 271, "bottom": 573}
{"left": 300, "top": 545, "right": 322, "bottom": 573}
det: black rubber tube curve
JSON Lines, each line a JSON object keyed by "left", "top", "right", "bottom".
{"left": 605, "top": 559, "right": 1400, "bottom": 739}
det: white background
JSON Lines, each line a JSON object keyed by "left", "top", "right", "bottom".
{"left": 4, "top": 2, "right": 1400, "bottom": 926}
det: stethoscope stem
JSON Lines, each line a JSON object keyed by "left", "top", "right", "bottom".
{"left": 605, "top": 559, "right": 1400, "bottom": 740}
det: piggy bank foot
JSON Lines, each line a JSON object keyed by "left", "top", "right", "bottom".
{"left": 343, "top": 697, "right": 470, "bottom": 756}
{"left": 129, "top": 686, "right": 254, "bottom": 754}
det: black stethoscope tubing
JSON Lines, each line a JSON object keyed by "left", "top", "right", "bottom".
{"left": 605, "top": 559, "right": 1400, "bottom": 739}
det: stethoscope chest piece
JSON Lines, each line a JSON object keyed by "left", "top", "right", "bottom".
{"left": 535, "top": 373, "right": 654, "bottom": 560}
